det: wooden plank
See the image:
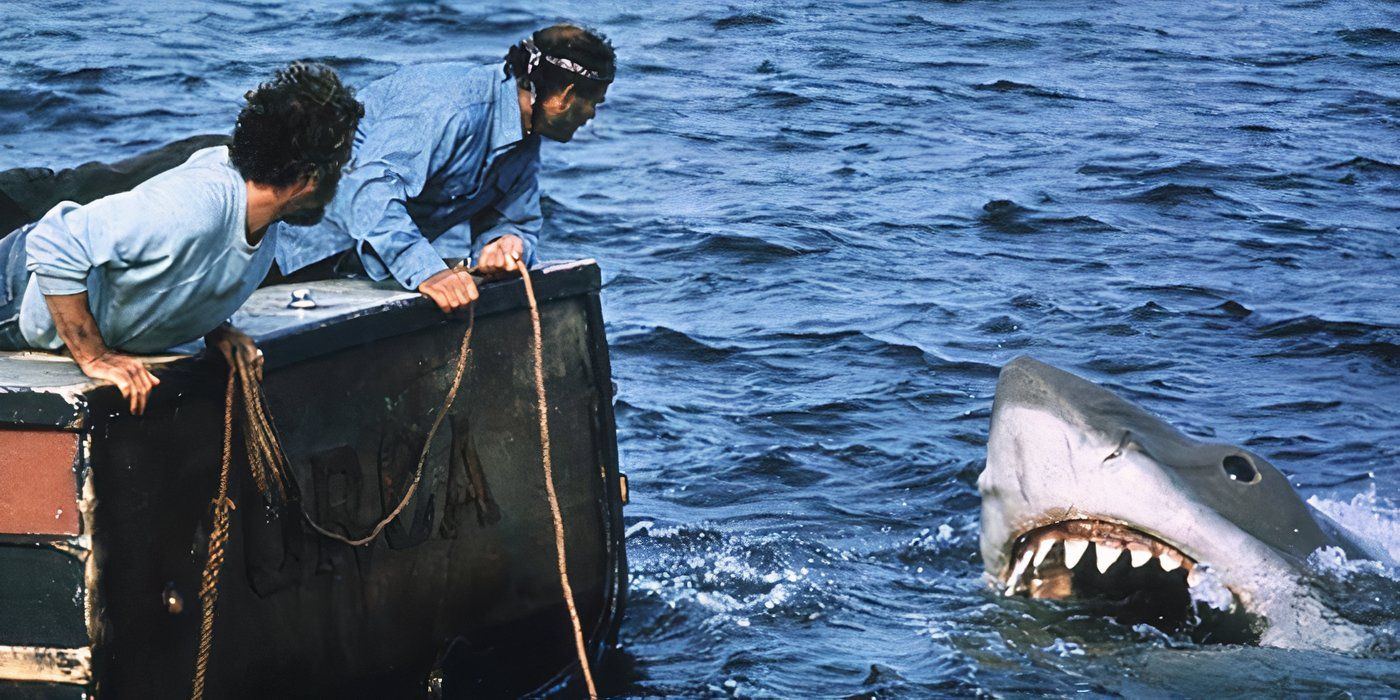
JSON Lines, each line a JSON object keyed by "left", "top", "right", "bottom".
{"left": 0, "top": 432, "right": 79, "bottom": 536}
{"left": 0, "top": 547, "right": 87, "bottom": 648}
{"left": 0, "top": 680, "right": 90, "bottom": 699}
{"left": 0, "top": 646, "right": 90, "bottom": 686}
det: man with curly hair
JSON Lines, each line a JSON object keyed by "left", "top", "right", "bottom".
{"left": 272, "top": 24, "right": 616, "bottom": 313}
{"left": 0, "top": 62, "right": 363, "bottom": 414}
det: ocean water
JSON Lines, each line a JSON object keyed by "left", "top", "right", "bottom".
{"left": 3, "top": 0, "right": 1398, "bottom": 696}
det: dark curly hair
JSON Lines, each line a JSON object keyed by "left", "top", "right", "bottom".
{"left": 504, "top": 24, "right": 615, "bottom": 102}
{"left": 230, "top": 62, "right": 364, "bottom": 188}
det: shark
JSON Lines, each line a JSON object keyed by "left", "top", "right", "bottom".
{"left": 978, "top": 356, "right": 1390, "bottom": 651}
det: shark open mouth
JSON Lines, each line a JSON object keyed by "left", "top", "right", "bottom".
{"left": 1001, "top": 519, "right": 1260, "bottom": 642}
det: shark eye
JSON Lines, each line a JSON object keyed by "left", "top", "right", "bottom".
{"left": 1222, "top": 455, "right": 1260, "bottom": 483}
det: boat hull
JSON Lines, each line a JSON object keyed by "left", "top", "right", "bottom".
{"left": 0, "top": 261, "right": 627, "bottom": 698}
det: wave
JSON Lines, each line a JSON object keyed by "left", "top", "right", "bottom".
{"left": 1257, "top": 316, "right": 1392, "bottom": 340}
{"left": 1256, "top": 316, "right": 1399, "bottom": 366}
{"left": 327, "top": 6, "right": 534, "bottom": 36}
{"left": 1215, "top": 300, "right": 1254, "bottom": 317}
{"left": 1337, "top": 28, "right": 1400, "bottom": 46}
{"left": 757, "top": 328, "right": 932, "bottom": 366}
{"left": 1117, "top": 183, "right": 1237, "bottom": 205}
{"left": 646, "top": 231, "right": 827, "bottom": 261}
{"left": 1325, "top": 156, "right": 1400, "bottom": 173}
{"left": 1079, "top": 158, "right": 1276, "bottom": 181}
{"left": 713, "top": 13, "right": 780, "bottom": 29}
{"left": 746, "top": 88, "right": 815, "bottom": 108}
{"left": 611, "top": 325, "right": 735, "bottom": 363}
{"left": 973, "top": 79, "right": 1089, "bottom": 100}
{"left": 977, "top": 199, "right": 1117, "bottom": 234}
{"left": 1232, "top": 52, "right": 1325, "bottom": 67}
{"left": 1272, "top": 341, "right": 1400, "bottom": 366}
{"left": 0, "top": 88, "right": 72, "bottom": 113}
{"left": 39, "top": 66, "right": 110, "bottom": 84}
{"left": 963, "top": 36, "right": 1040, "bottom": 50}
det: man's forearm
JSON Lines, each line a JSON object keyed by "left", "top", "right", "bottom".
{"left": 43, "top": 290, "right": 160, "bottom": 414}
{"left": 43, "top": 291, "right": 109, "bottom": 362}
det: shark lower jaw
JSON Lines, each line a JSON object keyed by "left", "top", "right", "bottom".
{"left": 998, "top": 517, "right": 1262, "bottom": 642}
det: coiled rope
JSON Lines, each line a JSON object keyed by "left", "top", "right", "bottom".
{"left": 191, "top": 263, "right": 597, "bottom": 698}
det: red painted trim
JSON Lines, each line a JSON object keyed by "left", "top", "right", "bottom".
{"left": 0, "top": 430, "right": 80, "bottom": 536}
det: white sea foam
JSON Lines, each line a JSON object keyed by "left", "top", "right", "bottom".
{"left": 1308, "top": 486, "right": 1400, "bottom": 567}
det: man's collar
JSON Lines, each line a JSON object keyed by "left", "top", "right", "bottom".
{"left": 490, "top": 75, "right": 526, "bottom": 152}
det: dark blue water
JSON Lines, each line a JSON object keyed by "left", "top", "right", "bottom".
{"left": 4, "top": 0, "right": 1399, "bottom": 695}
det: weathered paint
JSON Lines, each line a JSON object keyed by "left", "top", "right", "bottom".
{"left": 0, "top": 546, "right": 87, "bottom": 648}
{"left": 0, "top": 431, "right": 80, "bottom": 536}
{"left": 0, "top": 645, "right": 91, "bottom": 685}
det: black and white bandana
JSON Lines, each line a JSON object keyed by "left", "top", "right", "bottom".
{"left": 523, "top": 39, "right": 610, "bottom": 82}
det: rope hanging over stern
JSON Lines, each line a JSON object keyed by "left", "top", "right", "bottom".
{"left": 190, "top": 264, "right": 599, "bottom": 698}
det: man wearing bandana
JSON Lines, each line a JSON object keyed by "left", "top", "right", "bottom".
{"left": 270, "top": 24, "right": 616, "bottom": 314}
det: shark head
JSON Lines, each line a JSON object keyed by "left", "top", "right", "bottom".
{"left": 979, "top": 356, "right": 1369, "bottom": 648}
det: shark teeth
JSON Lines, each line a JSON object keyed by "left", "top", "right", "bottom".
{"left": 1095, "top": 543, "right": 1123, "bottom": 573}
{"left": 1063, "top": 539, "right": 1089, "bottom": 569}
{"left": 1032, "top": 538, "right": 1056, "bottom": 568}
{"left": 999, "top": 520, "right": 1202, "bottom": 602}
{"left": 1005, "top": 549, "right": 1034, "bottom": 596}
{"left": 1186, "top": 565, "right": 1203, "bottom": 588}
{"left": 1129, "top": 548, "right": 1152, "bottom": 568}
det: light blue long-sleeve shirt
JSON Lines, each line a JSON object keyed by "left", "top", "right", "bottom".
{"left": 17, "top": 146, "right": 274, "bottom": 353}
{"left": 273, "top": 63, "right": 542, "bottom": 290}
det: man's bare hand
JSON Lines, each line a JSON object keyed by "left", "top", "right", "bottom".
{"left": 205, "top": 325, "right": 264, "bottom": 381}
{"left": 77, "top": 351, "right": 160, "bottom": 415}
{"left": 475, "top": 235, "right": 524, "bottom": 277}
{"left": 418, "top": 267, "right": 479, "bottom": 314}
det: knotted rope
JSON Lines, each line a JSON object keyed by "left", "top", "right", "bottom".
{"left": 190, "top": 368, "right": 237, "bottom": 700}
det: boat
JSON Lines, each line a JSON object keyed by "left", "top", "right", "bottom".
{"left": 0, "top": 260, "right": 628, "bottom": 698}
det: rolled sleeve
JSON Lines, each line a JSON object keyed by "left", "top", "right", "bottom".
{"left": 33, "top": 273, "right": 88, "bottom": 296}
{"left": 24, "top": 203, "right": 111, "bottom": 295}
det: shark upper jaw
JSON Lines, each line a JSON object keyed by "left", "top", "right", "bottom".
{"left": 998, "top": 515, "right": 1198, "bottom": 599}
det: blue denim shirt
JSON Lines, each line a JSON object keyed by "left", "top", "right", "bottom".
{"left": 273, "top": 63, "right": 542, "bottom": 290}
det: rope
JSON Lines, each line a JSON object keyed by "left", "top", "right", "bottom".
{"left": 301, "top": 307, "right": 475, "bottom": 546}
{"left": 191, "top": 368, "right": 239, "bottom": 700}
{"left": 517, "top": 261, "right": 598, "bottom": 699}
{"left": 238, "top": 367, "right": 291, "bottom": 502}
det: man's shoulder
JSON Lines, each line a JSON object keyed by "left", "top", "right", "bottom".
{"left": 367, "top": 63, "right": 501, "bottom": 109}
{"left": 112, "top": 147, "right": 241, "bottom": 232}
{"left": 139, "top": 146, "right": 235, "bottom": 187}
